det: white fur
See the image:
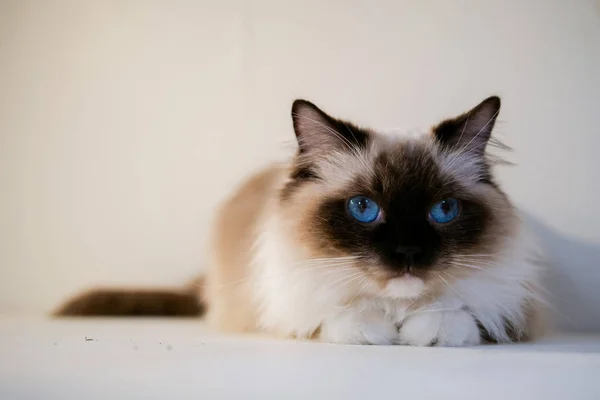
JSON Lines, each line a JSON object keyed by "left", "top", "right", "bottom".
{"left": 252, "top": 216, "right": 325, "bottom": 338}
{"left": 315, "top": 149, "right": 375, "bottom": 191}
{"left": 383, "top": 276, "right": 425, "bottom": 299}
{"left": 437, "top": 147, "right": 489, "bottom": 186}
{"left": 399, "top": 308, "right": 481, "bottom": 346}
{"left": 320, "top": 300, "right": 399, "bottom": 345}
{"left": 251, "top": 210, "right": 544, "bottom": 345}
{"left": 448, "top": 227, "right": 546, "bottom": 342}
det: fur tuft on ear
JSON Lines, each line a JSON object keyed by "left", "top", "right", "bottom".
{"left": 433, "top": 96, "right": 501, "bottom": 156}
{"left": 291, "top": 100, "right": 369, "bottom": 154}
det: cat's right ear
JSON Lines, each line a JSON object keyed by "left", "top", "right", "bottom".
{"left": 433, "top": 96, "right": 501, "bottom": 156}
{"left": 291, "top": 100, "right": 369, "bottom": 154}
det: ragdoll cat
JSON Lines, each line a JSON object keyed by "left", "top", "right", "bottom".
{"left": 56, "top": 96, "right": 546, "bottom": 346}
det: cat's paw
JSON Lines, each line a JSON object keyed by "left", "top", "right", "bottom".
{"left": 320, "top": 308, "right": 399, "bottom": 345}
{"left": 398, "top": 309, "right": 481, "bottom": 347}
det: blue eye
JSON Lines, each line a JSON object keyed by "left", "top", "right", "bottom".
{"left": 347, "top": 196, "right": 381, "bottom": 223}
{"left": 429, "top": 198, "right": 460, "bottom": 224}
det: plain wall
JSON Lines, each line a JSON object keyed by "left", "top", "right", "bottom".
{"left": 1, "top": 0, "right": 600, "bottom": 330}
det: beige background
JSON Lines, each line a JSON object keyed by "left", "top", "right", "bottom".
{"left": 1, "top": 0, "right": 600, "bottom": 330}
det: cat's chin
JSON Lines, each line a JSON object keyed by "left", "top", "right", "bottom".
{"left": 381, "top": 274, "right": 426, "bottom": 300}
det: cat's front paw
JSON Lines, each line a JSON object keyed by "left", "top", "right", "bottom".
{"left": 320, "top": 308, "right": 399, "bottom": 345}
{"left": 398, "top": 309, "right": 481, "bottom": 347}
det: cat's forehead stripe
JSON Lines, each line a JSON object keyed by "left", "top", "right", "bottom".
{"left": 368, "top": 134, "right": 487, "bottom": 189}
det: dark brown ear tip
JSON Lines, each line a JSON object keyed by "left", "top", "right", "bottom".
{"left": 291, "top": 99, "right": 317, "bottom": 115}
{"left": 481, "top": 95, "right": 501, "bottom": 110}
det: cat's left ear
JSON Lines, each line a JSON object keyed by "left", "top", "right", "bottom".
{"left": 433, "top": 96, "right": 501, "bottom": 156}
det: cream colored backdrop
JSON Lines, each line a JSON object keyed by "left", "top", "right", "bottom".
{"left": 1, "top": 0, "right": 600, "bottom": 330}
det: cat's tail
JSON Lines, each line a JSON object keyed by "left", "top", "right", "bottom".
{"left": 53, "top": 276, "right": 206, "bottom": 317}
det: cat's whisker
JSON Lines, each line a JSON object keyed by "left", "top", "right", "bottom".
{"left": 333, "top": 277, "right": 370, "bottom": 310}
{"left": 449, "top": 264, "right": 485, "bottom": 272}
{"left": 305, "top": 260, "right": 357, "bottom": 268}
{"left": 453, "top": 251, "right": 508, "bottom": 258}
{"left": 451, "top": 259, "right": 494, "bottom": 267}
{"left": 441, "top": 270, "right": 457, "bottom": 280}
{"left": 451, "top": 257, "right": 504, "bottom": 266}
{"left": 448, "top": 261, "right": 491, "bottom": 273}
{"left": 451, "top": 258, "right": 504, "bottom": 270}
{"left": 210, "top": 262, "right": 361, "bottom": 291}
{"left": 327, "top": 271, "right": 366, "bottom": 292}
{"left": 320, "top": 274, "right": 369, "bottom": 304}
{"left": 297, "top": 255, "right": 363, "bottom": 262}
{"left": 294, "top": 257, "right": 363, "bottom": 267}
{"left": 301, "top": 266, "right": 362, "bottom": 278}
{"left": 410, "top": 307, "right": 463, "bottom": 315}
{"left": 295, "top": 258, "right": 360, "bottom": 265}
{"left": 401, "top": 291, "right": 429, "bottom": 312}
{"left": 203, "top": 253, "right": 367, "bottom": 292}
{"left": 314, "top": 266, "right": 361, "bottom": 277}
{"left": 437, "top": 271, "right": 462, "bottom": 298}
{"left": 292, "top": 262, "right": 359, "bottom": 271}
{"left": 286, "top": 261, "right": 360, "bottom": 274}
{"left": 344, "top": 277, "right": 373, "bottom": 307}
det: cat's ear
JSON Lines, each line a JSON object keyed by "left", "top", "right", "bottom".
{"left": 291, "top": 100, "right": 369, "bottom": 154}
{"left": 433, "top": 96, "right": 501, "bottom": 156}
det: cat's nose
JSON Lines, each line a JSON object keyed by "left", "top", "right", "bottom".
{"left": 395, "top": 245, "right": 422, "bottom": 258}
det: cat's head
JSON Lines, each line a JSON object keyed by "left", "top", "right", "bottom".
{"left": 278, "top": 97, "right": 517, "bottom": 298}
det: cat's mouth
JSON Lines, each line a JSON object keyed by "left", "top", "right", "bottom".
{"left": 388, "top": 269, "right": 421, "bottom": 278}
{"left": 383, "top": 265, "right": 430, "bottom": 280}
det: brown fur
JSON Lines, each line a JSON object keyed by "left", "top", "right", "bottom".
{"left": 205, "top": 166, "right": 287, "bottom": 332}
{"left": 54, "top": 288, "right": 203, "bottom": 317}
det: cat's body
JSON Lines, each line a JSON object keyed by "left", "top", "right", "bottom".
{"left": 206, "top": 164, "right": 544, "bottom": 345}
{"left": 56, "top": 97, "right": 547, "bottom": 346}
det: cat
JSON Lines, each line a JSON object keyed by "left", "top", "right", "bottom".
{"left": 56, "top": 96, "right": 547, "bottom": 346}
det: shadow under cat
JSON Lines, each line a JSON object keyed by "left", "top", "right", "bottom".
{"left": 520, "top": 211, "right": 600, "bottom": 334}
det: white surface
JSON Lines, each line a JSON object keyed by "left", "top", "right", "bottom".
{"left": 2, "top": 0, "right": 600, "bottom": 332}
{"left": 1, "top": 317, "right": 599, "bottom": 399}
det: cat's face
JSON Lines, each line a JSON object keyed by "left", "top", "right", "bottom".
{"left": 279, "top": 97, "right": 517, "bottom": 297}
